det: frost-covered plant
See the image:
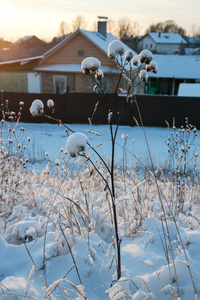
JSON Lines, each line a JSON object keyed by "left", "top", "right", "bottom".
{"left": 165, "top": 118, "right": 198, "bottom": 213}
{"left": 28, "top": 43, "right": 158, "bottom": 283}
{"left": 0, "top": 101, "right": 34, "bottom": 225}
{"left": 78, "top": 42, "right": 158, "bottom": 281}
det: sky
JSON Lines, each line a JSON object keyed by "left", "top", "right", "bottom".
{"left": 0, "top": 0, "right": 200, "bottom": 42}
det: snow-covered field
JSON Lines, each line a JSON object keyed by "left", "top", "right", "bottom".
{"left": 1, "top": 121, "right": 200, "bottom": 300}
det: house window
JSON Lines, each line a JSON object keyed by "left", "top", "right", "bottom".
{"left": 53, "top": 75, "right": 67, "bottom": 94}
{"left": 78, "top": 50, "right": 85, "bottom": 56}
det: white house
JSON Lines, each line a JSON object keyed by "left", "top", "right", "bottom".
{"left": 138, "top": 32, "right": 187, "bottom": 54}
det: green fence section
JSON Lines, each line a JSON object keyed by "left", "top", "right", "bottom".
{"left": 146, "top": 79, "right": 159, "bottom": 95}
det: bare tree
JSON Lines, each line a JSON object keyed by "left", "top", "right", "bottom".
{"left": 145, "top": 20, "right": 186, "bottom": 37}
{"left": 72, "top": 15, "right": 87, "bottom": 31}
{"left": 107, "top": 19, "right": 117, "bottom": 35}
{"left": 190, "top": 25, "right": 200, "bottom": 37}
{"left": 117, "top": 18, "right": 133, "bottom": 40}
{"left": 58, "top": 21, "right": 71, "bottom": 38}
{"left": 132, "top": 22, "right": 142, "bottom": 37}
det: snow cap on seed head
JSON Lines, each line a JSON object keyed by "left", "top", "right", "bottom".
{"left": 108, "top": 40, "right": 125, "bottom": 59}
{"left": 132, "top": 55, "right": 141, "bottom": 66}
{"left": 146, "top": 61, "right": 158, "bottom": 73}
{"left": 30, "top": 99, "right": 44, "bottom": 117}
{"left": 139, "top": 49, "right": 153, "bottom": 64}
{"left": 125, "top": 50, "right": 134, "bottom": 62}
{"left": 65, "top": 132, "right": 88, "bottom": 157}
{"left": 95, "top": 69, "right": 104, "bottom": 81}
{"left": 81, "top": 57, "right": 101, "bottom": 75}
{"left": 139, "top": 70, "right": 148, "bottom": 82}
{"left": 47, "top": 99, "right": 54, "bottom": 109}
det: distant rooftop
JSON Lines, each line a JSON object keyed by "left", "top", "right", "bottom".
{"left": 149, "top": 54, "right": 200, "bottom": 79}
{"left": 148, "top": 32, "right": 187, "bottom": 44}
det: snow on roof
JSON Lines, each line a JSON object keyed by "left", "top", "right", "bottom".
{"left": 178, "top": 83, "right": 200, "bottom": 97}
{"left": 39, "top": 29, "right": 137, "bottom": 73}
{"left": 149, "top": 54, "right": 200, "bottom": 79}
{"left": 148, "top": 32, "right": 187, "bottom": 44}
{"left": 0, "top": 55, "right": 43, "bottom": 66}
{"left": 42, "top": 29, "right": 138, "bottom": 61}
{"left": 34, "top": 63, "right": 120, "bottom": 74}
{"left": 79, "top": 29, "right": 138, "bottom": 56}
{"left": 12, "top": 35, "right": 35, "bottom": 45}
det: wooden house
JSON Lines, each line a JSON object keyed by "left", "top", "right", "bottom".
{"left": 34, "top": 28, "right": 138, "bottom": 94}
{"left": 0, "top": 23, "right": 138, "bottom": 94}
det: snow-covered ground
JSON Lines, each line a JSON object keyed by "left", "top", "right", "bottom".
{"left": 16, "top": 122, "right": 196, "bottom": 166}
{"left": 0, "top": 122, "right": 200, "bottom": 300}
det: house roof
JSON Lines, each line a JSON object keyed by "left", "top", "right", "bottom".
{"left": 0, "top": 28, "right": 136, "bottom": 74}
{"left": 39, "top": 29, "right": 138, "bottom": 66}
{"left": 80, "top": 29, "right": 138, "bottom": 56}
{"left": 11, "top": 35, "right": 36, "bottom": 45}
{"left": 146, "top": 32, "right": 187, "bottom": 44}
{"left": 149, "top": 54, "right": 200, "bottom": 79}
{"left": 0, "top": 55, "right": 43, "bottom": 66}
{"left": 0, "top": 35, "right": 48, "bottom": 62}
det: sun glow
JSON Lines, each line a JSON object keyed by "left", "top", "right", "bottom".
{"left": 0, "top": 2, "right": 62, "bottom": 42}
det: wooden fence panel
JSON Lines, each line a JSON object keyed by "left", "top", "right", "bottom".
{"left": 1, "top": 91, "right": 200, "bottom": 128}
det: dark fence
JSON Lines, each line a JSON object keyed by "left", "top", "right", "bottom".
{"left": 1, "top": 91, "right": 200, "bottom": 128}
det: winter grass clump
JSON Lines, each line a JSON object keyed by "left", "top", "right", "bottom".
{"left": 0, "top": 41, "right": 200, "bottom": 300}
{"left": 22, "top": 41, "right": 200, "bottom": 299}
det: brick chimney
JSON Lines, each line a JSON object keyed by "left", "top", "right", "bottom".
{"left": 97, "top": 16, "right": 108, "bottom": 38}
